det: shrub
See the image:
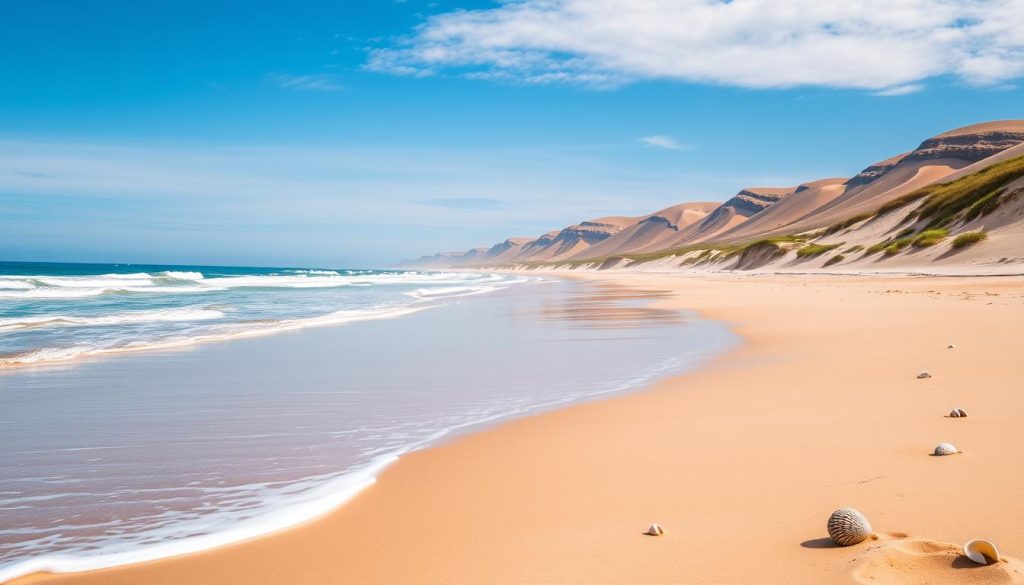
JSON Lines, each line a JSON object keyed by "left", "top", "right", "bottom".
{"left": 951, "top": 230, "right": 988, "bottom": 249}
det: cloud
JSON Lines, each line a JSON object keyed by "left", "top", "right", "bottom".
{"left": 419, "top": 197, "right": 505, "bottom": 209}
{"left": 872, "top": 83, "right": 926, "bottom": 96}
{"left": 366, "top": 0, "right": 1024, "bottom": 92}
{"left": 638, "top": 135, "right": 686, "bottom": 150}
{"left": 267, "top": 73, "right": 344, "bottom": 92}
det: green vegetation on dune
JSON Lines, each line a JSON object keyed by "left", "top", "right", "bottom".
{"left": 517, "top": 157, "right": 1022, "bottom": 271}
{"left": 555, "top": 234, "right": 811, "bottom": 268}
{"left": 877, "top": 155, "right": 1024, "bottom": 226}
{"left": 951, "top": 230, "right": 988, "bottom": 248}
{"left": 824, "top": 212, "right": 872, "bottom": 236}
{"left": 883, "top": 238, "right": 913, "bottom": 256}
{"left": 822, "top": 155, "right": 1024, "bottom": 237}
{"left": 866, "top": 241, "right": 889, "bottom": 254}
{"left": 823, "top": 254, "right": 845, "bottom": 267}
{"left": 795, "top": 242, "right": 843, "bottom": 258}
{"left": 911, "top": 228, "right": 949, "bottom": 247}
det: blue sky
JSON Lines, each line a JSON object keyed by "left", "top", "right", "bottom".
{"left": 2, "top": 0, "right": 1022, "bottom": 268}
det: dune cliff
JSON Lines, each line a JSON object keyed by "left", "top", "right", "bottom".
{"left": 401, "top": 121, "right": 1024, "bottom": 275}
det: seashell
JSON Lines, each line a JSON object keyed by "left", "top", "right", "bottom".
{"left": 827, "top": 508, "right": 872, "bottom": 546}
{"left": 933, "top": 442, "right": 958, "bottom": 456}
{"left": 949, "top": 408, "right": 967, "bottom": 418}
{"left": 917, "top": 371, "right": 932, "bottom": 379}
{"left": 964, "top": 539, "right": 1000, "bottom": 565}
{"left": 947, "top": 344, "right": 956, "bottom": 349}
{"left": 644, "top": 523, "right": 665, "bottom": 536}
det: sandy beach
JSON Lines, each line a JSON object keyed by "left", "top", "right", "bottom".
{"left": 13, "top": 272, "right": 1024, "bottom": 585}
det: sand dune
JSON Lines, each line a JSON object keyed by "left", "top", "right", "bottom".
{"left": 568, "top": 202, "right": 718, "bottom": 260}
{"left": 401, "top": 120, "right": 1024, "bottom": 274}
{"left": 716, "top": 178, "right": 847, "bottom": 241}
{"left": 667, "top": 187, "right": 793, "bottom": 245}
{"left": 499, "top": 216, "right": 640, "bottom": 263}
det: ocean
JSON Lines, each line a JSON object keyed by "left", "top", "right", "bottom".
{"left": 0, "top": 261, "right": 736, "bottom": 580}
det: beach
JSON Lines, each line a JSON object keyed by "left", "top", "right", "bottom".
{"left": 10, "top": 271, "right": 1022, "bottom": 584}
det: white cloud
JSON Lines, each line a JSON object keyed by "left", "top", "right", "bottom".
{"left": 872, "top": 83, "right": 925, "bottom": 96}
{"left": 638, "top": 135, "right": 686, "bottom": 150}
{"left": 366, "top": 0, "right": 1024, "bottom": 92}
{"left": 267, "top": 73, "right": 345, "bottom": 92}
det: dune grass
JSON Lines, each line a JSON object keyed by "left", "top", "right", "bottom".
{"left": 883, "top": 237, "right": 914, "bottom": 256}
{"left": 951, "top": 230, "right": 988, "bottom": 249}
{"left": 796, "top": 242, "right": 843, "bottom": 258}
{"left": 874, "top": 155, "right": 1024, "bottom": 226}
{"left": 552, "top": 234, "right": 810, "bottom": 268}
{"left": 866, "top": 241, "right": 891, "bottom": 254}
{"left": 911, "top": 228, "right": 950, "bottom": 247}
{"left": 843, "top": 245, "right": 864, "bottom": 253}
{"left": 824, "top": 212, "right": 873, "bottom": 236}
{"left": 823, "top": 254, "right": 845, "bottom": 267}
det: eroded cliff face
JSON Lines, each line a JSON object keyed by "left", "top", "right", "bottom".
{"left": 559, "top": 220, "right": 627, "bottom": 245}
{"left": 398, "top": 121, "right": 1024, "bottom": 271}
{"left": 727, "top": 188, "right": 792, "bottom": 216}
{"left": 905, "top": 129, "right": 1024, "bottom": 165}
{"left": 844, "top": 154, "right": 908, "bottom": 191}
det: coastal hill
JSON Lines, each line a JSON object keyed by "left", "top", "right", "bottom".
{"left": 400, "top": 120, "right": 1024, "bottom": 274}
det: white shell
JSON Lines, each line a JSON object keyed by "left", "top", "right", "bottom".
{"left": 949, "top": 408, "right": 967, "bottom": 418}
{"left": 933, "top": 442, "right": 958, "bottom": 456}
{"left": 645, "top": 523, "right": 665, "bottom": 536}
{"left": 964, "top": 539, "right": 1000, "bottom": 565}
{"left": 827, "top": 508, "right": 872, "bottom": 546}
{"left": 917, "top": 371, "right": 933, "bottom": 379}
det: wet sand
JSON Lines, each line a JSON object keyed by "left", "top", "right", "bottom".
{"left": 14, "top": 273, "right": 1024, "bottom": 584}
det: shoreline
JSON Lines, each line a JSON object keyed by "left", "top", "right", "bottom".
{"left": 12, "top": 272, "right": 1024, "bottom": 584}
{"left": 0, "top": 276, "right": 727, "bottom": 583}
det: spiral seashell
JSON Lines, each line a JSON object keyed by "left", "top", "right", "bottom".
{"left": 644, "top": 523, "right": 665, "bottom": 536}
{"left": 826, "top": 508, "right": 872, "bottom": 546}
{"left": 933, "top": 442, "right": 958, "bottom": 456}
{"left": 964, "top": 539, "right": 1000, "bottom": 565}
{"left": 917, "top": 371, "right": 932, "bottom": 379}
{"left": 949, "top": 408, "right": 967, "bottom": 418}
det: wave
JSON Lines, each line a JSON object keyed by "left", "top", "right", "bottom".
{"left": 0, "top": 352, "right": 685, "bottom": 583}
{"left": 0, "top": 306, "right": 424, "bottom": 367}
{"left": 404, "top": 285, "right": 501, "bottom": 299}
{"left": 0, "top": 271, "right": 513, "bottom": 300}
{"left": 0, "top": 308, "right": 225, "bottom": 332}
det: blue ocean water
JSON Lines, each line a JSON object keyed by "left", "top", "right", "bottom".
{"left": 0, "top": 261, "right": 520, "bottom": 365}
{"left": 0, "top": 261, "right": 736, "bottom": 580}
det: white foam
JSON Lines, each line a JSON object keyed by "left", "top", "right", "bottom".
{"left": 404, "top": 285, "right": 500, "bottom": 299}
{"left": 0, "top": 306, "right": 424, "bottom": 367}
{"left": 0, "top": 308, "right": 225, "bottom": 332}
{"left": 0, "top": 350, "right": 688, "bottom": 582}
{"left": 0, "top": 454, "right": 398, "bottom": 583}
{"left": 0, "top": 271, "right": 519, "bottom": 299}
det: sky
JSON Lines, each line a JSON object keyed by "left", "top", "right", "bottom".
{"left": 2, "top": 0, "right": 1022, "bottom": 268}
